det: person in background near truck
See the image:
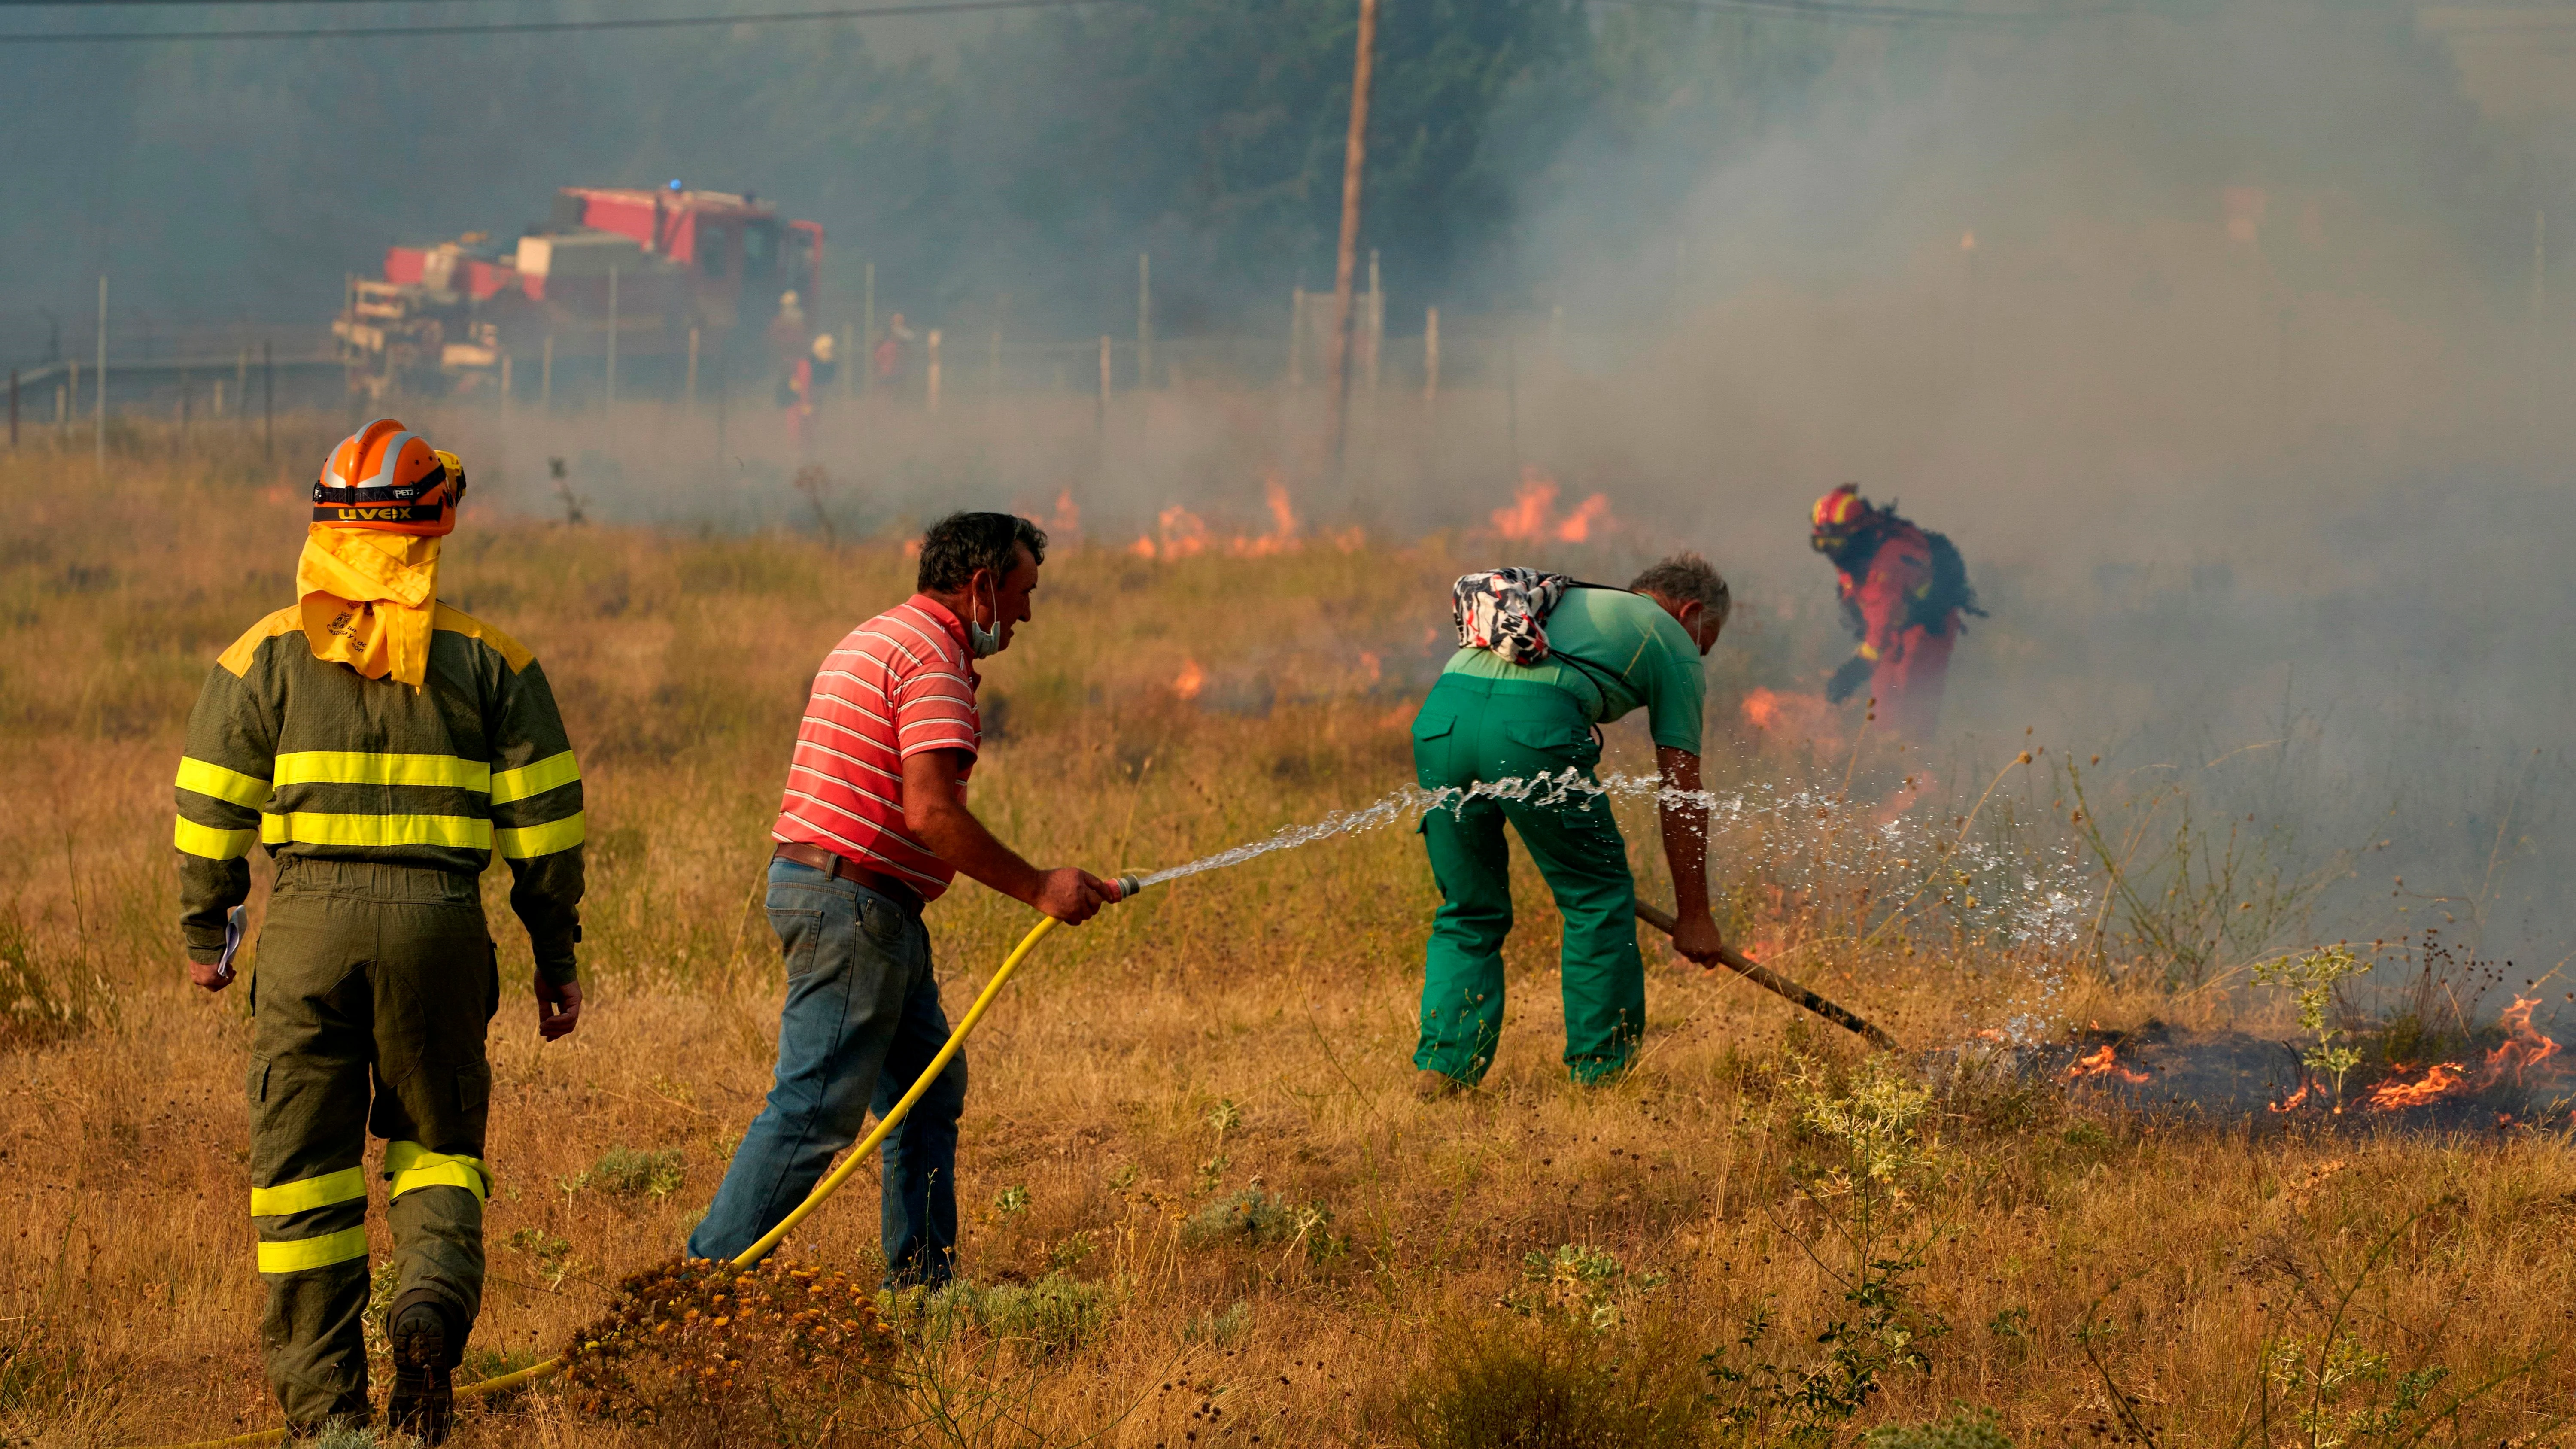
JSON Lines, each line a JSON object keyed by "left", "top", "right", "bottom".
{"left": 768, "top": 289, "right": 809, "bottom": 369}
{"left": 784, "top": 331, "right": 836, "bottom": 450}
{"left": 687, "top": 512, "right": 1107, "bottom": 1290}
{"left": 175, "top": 419, "right": 586, "bottom": 1443}
{"left": 1409, "top": 553, "right": 1733, "bottom": 1097}
{"left": 874, "top": 311, "right": 917, "bottom": 389}
{"left": 1810, "top": 483, "right": 1984, "bottom": 743}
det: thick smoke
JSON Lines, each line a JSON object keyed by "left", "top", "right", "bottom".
{"left": 2, "top": 0, "right": 2565, "bottom": 973}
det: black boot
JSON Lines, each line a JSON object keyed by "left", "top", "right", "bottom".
{"left": 385, "top": 1294, "right": 456, "bottom": 1445}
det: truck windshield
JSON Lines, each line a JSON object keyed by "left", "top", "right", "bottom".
{"left": 699, "top": 225, "right": 729, "bottom": 277}
{"left": 742, "top": 222, "right": 779, "bottom": 283}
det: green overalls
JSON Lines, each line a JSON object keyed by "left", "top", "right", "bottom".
{"left": 1411, "top": 588, "right": 1704, "bottom": 1086}
{"left": 176, "top": 603, "right": 584, "bottom": 1427}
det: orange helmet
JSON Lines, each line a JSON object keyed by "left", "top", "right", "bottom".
{"left": 313, "top": 419, "right": 466, "bottom": 536}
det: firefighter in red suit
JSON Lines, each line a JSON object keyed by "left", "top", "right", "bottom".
{"left": 1811, "top": 484, "right": 1983, "bottom": 742}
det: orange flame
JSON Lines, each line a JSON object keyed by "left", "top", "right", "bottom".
{"left": 1173, "top": 659, "right": 1205, "bottom": 701}
{"left": 2366, "top": 1062, "right": 2467, "bottom": 1112}
{"left": 1489, "top": 468, "right": 1615, "bottom": 543}
{"left": 1048, "top": 488, "right": 1081, "bottom": 538}
{"left": 1265, "top": 476, "right": 1296, "bottom": 537}
{"left": 2065, "top": 1044, "right": 2149, "bottom": 1084}
{"left": 2269, "top": 1082, "right": 2315, "bottom": 1113}
{"left": 2479, "top": 996, "right": 2559, "bottom": 1087}
{"left": 1333, "top": 526, "right": 1367, "bottom": 553}
{"left": 1555, "top": 492, "right": 1613, "bottom": 543}
{"left": 1131, "top": 505, "right": 1210, "bottom": 561}
{"left": 1359, "top": 651, "right": 1382, "bottom": 685}
{"left": 1227, "top": 477, "right": 1302, "bottom": 557}
{"left": 1492, "top": 471, "right": 1558, "bottom": 541}
{"left": 1133, "top": 485, "right": 1309, "bottom": 560}
{"left": 1740, "top": 689, "right": 1843, "bottom": 753}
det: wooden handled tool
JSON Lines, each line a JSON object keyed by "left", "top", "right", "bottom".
{"left": 1633, "top": 901, "right": 1899, "bottom": 1051}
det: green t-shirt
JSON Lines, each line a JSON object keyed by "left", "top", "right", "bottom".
{"left": 1441, "top": 587, "right": 1706, "bottom": 752}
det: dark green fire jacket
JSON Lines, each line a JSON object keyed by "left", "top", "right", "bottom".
{"left": 174, "top": 602, "right": 586, "bottom": 984}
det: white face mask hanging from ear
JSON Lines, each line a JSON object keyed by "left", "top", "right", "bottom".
{"left": 965, "top": 571, "right": 1003, "bottom": 659}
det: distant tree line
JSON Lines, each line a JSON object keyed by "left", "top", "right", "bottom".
{"left": 1, "top": 0, "right": 2561, "bottom": 336}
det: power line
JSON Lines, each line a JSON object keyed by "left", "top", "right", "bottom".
{"left": 0, "top": 0, "right": 2202, "bottom": 43}
{"left": 0, "top": 0, "right": 1126, "bottom": 41}
{"left": 1591, "top": 0, "right": 2162, "bottom": 28}
{"left": 0, "top": 2, "right": 505, "bottom": 7}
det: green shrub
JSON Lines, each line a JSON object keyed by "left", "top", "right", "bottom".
{"left": 1395, "top": 1319, "right": 1703, "bottom": 1449}
{"left": 891, "top": 1273, "right": 1113, "bottom": 1354}
{"left": 1863, "top": 1407, "right": 2013, "bottom": 1449}
{"left": 1183, "top": 1188, "right": 1329, "bottom": 1249}
{"left": 579, "top": 1146, "right": 688, "bottom": 1199}
{"left": 1182, "top": 1300, "right": 1251, "bottom": 1346}
{"left": 1507, "top": 1244, "right": 1665, "bottom": 1333}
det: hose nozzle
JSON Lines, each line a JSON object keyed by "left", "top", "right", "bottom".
{"left": 1103, "top": 874, "right": 1147, "bottom": 904}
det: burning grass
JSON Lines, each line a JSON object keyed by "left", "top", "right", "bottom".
{"left": 0, "top": 434, "right": 2571, "bottom": 1445}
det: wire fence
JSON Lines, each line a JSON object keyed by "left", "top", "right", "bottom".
{"left": 0, "top": 298, "right": 1645, "bottom": 428}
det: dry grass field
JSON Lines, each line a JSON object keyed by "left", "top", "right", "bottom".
{"left": 2, "top": 428, "right": 2571, "bottom": 1449}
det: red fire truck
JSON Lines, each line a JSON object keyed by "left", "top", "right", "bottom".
{"left": 335, "top": 184, "right": 824, "bottom": 396}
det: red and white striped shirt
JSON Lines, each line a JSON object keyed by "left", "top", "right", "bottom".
{"left": 772, "top": 595, "right": 980, "bottom": 900}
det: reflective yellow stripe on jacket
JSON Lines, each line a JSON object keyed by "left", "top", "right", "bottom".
{"left": 491, "top": 750, "right": 580, "bottom": 804}
{"left": 385, "top": 1141, "right": 490, "bottom": 1202}
{"left": 260, "top": 812, "right": 493, "bottom": 850}
{"left": 496, "top": 811, "right": 585, "bottom": 860}
{"left": 175, "top": 817, "right": 257, "bottom": 860}
{"left": 273, "top": 751, "right": 493, "bottom": 792}
{"left": 176, "top": 756, "right": 271, "bottom": 807}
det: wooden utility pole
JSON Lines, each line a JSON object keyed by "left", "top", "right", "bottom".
{"left": 1423, "top": 306, "right": 1440, "bottom": 407}
{"left": 1137, "top": 252, "right": 1153, "bottom": 389}
{"left": 605, "top": 265, "right": 620, "bottom": 410}
{"left": 262, "top": 340, "right": 274, "bottom": 459}
{"left": 1364, "top": 248, "right": 1382, "bottom": 392}
{"left": 1323, "top": 0, "right": 1378, "bottom": 477}
{"left": 95, "top": 275, "right": 107, "bottom": 475}
{"left": 1288, "top": 288, "right": 1307, "bottom": 386}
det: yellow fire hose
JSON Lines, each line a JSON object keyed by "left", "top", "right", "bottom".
{"left": 153, "top": 876, "right": 1139, "bottom": 1449}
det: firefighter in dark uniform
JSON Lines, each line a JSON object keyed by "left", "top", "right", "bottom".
{"left": 175, "top": 419, "right": 586, "bottom": 1441}
{"left": 1810, "top": 483, "right": 1984, "bottom": 743}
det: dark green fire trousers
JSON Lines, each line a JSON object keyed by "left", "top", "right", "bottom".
{"left": 248, "top": 860, "right": 498, "bottom": 1428}
{"left": 1411, "top": 674, "right": 1646, "bottom": 1086}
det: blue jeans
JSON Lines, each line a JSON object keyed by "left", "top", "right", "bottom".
{"left": 687, "top": 858, "right": 966, "bottom": 1288}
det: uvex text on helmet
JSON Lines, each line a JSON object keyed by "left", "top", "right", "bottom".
{"left": 313, "top": 419, "right": 467, "bottom": 538}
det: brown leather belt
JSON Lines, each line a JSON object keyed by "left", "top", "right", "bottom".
{"left": 771, "top": 842, "right": 923, "bottom": 915}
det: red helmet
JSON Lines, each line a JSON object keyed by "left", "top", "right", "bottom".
{"left": 1811, "top": 483, "right": 1868, "bottom": 534}
{"left": 313, "top": 419, "right": 465, "bottom": 537}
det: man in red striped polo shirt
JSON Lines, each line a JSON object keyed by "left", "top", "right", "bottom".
{"left": 690, "top": 511, "right": 1105, "bottom": 1288}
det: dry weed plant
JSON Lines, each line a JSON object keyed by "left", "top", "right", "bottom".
{"left": 0, "top": 433, "right": 2569, "bottom": 1447}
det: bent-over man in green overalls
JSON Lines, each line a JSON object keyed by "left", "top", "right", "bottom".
{"left": 1411, "top": 553, "right": 1731, "bottom": 1094}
